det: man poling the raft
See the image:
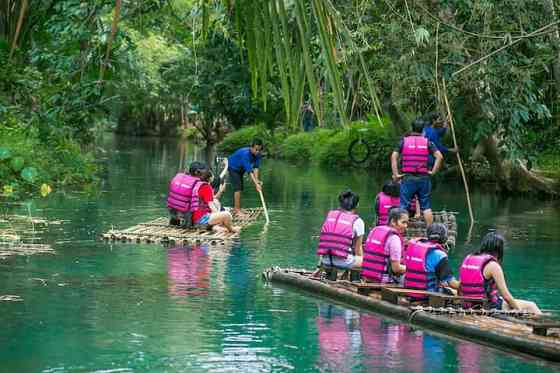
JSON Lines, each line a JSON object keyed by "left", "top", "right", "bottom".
{"left": 391, "top": 119, "right": 443, "bottom": 226}
{"left": 459, "top": 232, "right": 541, "bottom": 314}
{"left": 227, "top": 138, "right": 264, "bottom": 216}
{"left": 404, "top": 223, "right": 460, "bottom": 300}
{"left": 362, "top": 208, "right": 409, "bottom": 284}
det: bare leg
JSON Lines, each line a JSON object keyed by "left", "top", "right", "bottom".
{"left": 423, "top": 208, "right": 433, "bottom": 226}
{"left": 352, "top": 256, "right": 363, "bottom": 269}
{"left": 233, "top": 191, "right": 241, "bottom": 213}
{"left": 209, "top": 211, "right": 239, "bottom": 233}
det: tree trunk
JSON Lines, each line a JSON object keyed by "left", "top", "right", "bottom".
{"left": 544, "top": 0, "right": 560, "bottom": 127}
{"left": 99, "top": 0, "right": 122, "bottom": 82}
{"left": 381, "top": 82, "right": 408, "bottom": 135}
{"left": 9, "top": 0, "right": 28, "bottom": 60}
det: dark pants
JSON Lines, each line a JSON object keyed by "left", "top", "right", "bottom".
{"left": 229, "top": 168, "right": 244, "bottom": 192}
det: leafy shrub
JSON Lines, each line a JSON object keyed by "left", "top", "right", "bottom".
{"left": 281, "top": 129, "right": 335, "bottom": 163}
{"left": 217, "top": 124, "right": 286, "bottom": 157}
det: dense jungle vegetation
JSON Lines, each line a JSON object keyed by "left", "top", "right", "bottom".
{"left": 2, "top": 0, "right": 560, "bottom": 198}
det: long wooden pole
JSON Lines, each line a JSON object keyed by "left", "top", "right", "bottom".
{"left": 442, "top": 79, "right": 475, "bottom": 225}
{"left": 258, "top": 190, "right": 270, "bottom": 224}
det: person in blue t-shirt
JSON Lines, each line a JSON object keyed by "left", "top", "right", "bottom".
{"left": 421, "top": 112, "right": 458, "bottom": 167}
{"left": 423, "top": 223, "right": 459, "bottom": 293}
{"left": 227, "top": 138, "right": 263, "bottom": 214}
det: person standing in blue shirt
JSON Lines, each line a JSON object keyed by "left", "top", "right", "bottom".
{"left": 422, "top": 112, "right": 458, "bottom": 167}
{"left": 228, "top": 138, "right": 263, "bottom": 214}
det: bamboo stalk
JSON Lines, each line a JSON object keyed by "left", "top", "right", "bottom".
{"left": 9, "top": 0, "right": 28, "bottom": 61}
{"left": 99, "top": 0, "right": 122, "bottom": 82}
{"left": 258, "top": 190, "right": 270, "bottom": 224}
{"left": 442, "top": 79, "right": 474, "bottom": 225}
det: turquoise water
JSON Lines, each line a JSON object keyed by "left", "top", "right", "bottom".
{"left": 1, "top": 135, "right": 559, "bottom": 372}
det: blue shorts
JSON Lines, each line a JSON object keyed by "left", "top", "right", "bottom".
{"left": 400, "top": 176, "right": 432, "bottom": 211}
{"left": 196, "top": 213, "right": 210, "bottom": 225}
{"left": 321, "top": 254, "right": 357, "bottom": 269}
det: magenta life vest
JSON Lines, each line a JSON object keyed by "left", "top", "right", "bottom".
{"left": 459, "top": 254, "right": 500, "bottom": 306}
{"left": 362, "top": 226, "right": 402, "bottom": 283}
{"left": 167, "top": 173, "right": 201, "bottom": 212}
{"left": 316, "top": 210, "right": 358, "bottom": 259}
{"left": 401, "top": 135, "right": 429, "bottom": 174}
{"left": 191, "top": 180, "right": 210, "bottom": 213}
{"left": 376, "top": 192, "right": 400, "bottom": 226}
{"left": 404, "top": 239, "right": 446, "bottom": 300}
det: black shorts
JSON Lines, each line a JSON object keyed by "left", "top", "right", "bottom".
{"left": 229, "top": 168, "right": 244, "bottom": 192}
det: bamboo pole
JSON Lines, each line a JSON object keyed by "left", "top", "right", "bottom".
{"left": 258, "top": 190, "right": 270, "bottom": 224}
{"left": 9, "top": 0, "right": 28, "bottom": 61}
{"left": 442, "top": 79, "right": 474, "bottom": 225}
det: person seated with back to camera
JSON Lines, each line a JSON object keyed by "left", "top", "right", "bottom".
{"left": 314, "top": 190, "right": 365, "bottom": 274}
{"left": 362, "top": 208, "right": 409, "bottom": 284}
{"left": 459, "top": 232, "right": 541, "bottom": 314}
{"left": 404, "top": 223, "right": 460, "bottom": 301}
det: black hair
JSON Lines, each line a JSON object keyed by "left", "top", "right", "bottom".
{"left": 198, "top": 167, "right": 212, "bottom": 182}
{"left": 476, "top": 232, "right": 505, "bottom": 262}
{"left": 427, "top": 223, "right": 448, "bottom": 244}
{"left": 339, "top": 189, "right": 359, "bottom": 211}
{"left": 388, "top": 207, "right": 408, "bottom": 225}
{"left": 421, "top": 112, "right": 442, "bottom": 126}
{"left": 382, "top": 180, "right": 400, "bottom": 197}
{"left": 411, "top": 118, "right": 426, "bottom": 133}
{"left": 189, "top": 161, "right": 209, "bottom": 177}
{"left": 251, "top": 138, "right": 263, "bottom": 148}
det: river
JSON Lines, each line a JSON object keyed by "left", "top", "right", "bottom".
{"left": 1, "top": 135, "right": 559, "bottom": 372}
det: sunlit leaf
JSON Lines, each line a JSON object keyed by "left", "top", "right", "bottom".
{"left": 21, "top": 167, "right": 38, "bottom": 182}
{"left": 40, "top": 183, "right": 53, "bottom": 197}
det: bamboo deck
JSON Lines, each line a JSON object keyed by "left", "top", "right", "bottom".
{"left": 100, "top": 208, "right": 263, "bottom": 245}
{"left": 263, "top": 267, "right": 560, "bottom": 362}
{"left": 407, "top": 211, "right": 458, "bottom": 247}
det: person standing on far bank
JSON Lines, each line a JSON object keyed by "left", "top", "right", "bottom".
{"left": 391, "top": 119, "right": 443, "bottom": 226}
{"left": 227, "top": 138, "right": 263, "bottom": 214}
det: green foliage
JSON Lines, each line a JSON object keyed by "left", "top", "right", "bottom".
{"left": 280, "top": 129, "right": 335, "bottom": 163}
{"left": 217, "top": 125, "right": 267, "bottom": 155}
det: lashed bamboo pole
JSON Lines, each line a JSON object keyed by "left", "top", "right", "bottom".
{"left": 442, "top": 79, "right": 474, "bottom": 225}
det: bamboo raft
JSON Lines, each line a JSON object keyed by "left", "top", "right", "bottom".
{"left": 100, "top": 208, "right": 263, "bottom": 245}
{"left": 407, "top": 211, "right": 458, "bottom": 247}
{"left": 262, "top": 267, "right": 560, "bottom": 362}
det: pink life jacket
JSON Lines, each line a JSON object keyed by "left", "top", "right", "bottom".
{"left": 191, "top": 180, "right": 210, "bottom": 214}
{"left": 362, "top": 226, "right": 402, "bottom": 283}
{"left": 167, "top": 173, "right": 201, "bottom": 212}
{"left": 316, "top": 210, "right": 358, "bottom": 259}
{"left": 459, "top": 254, "right": 500, "bottom": 306}
{"left": 401, "top": 135, "right": 429, "bottom": 174}
{"left": 376, "top": 192, "right": 400, "bottom": 226}
{"left": 404, "top": 239, "right": 446, "bottom": 300}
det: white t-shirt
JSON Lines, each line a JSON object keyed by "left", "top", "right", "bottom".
{"left": 353, "top": 217, "right": 365, "bottom": 238}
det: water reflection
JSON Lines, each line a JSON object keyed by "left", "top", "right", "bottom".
{"left": 167, "top": 244, "right": 212, "bottom": 297}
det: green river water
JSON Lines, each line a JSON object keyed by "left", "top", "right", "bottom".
{"left": 1, "top": 135, "right": 560, "bottom": 372}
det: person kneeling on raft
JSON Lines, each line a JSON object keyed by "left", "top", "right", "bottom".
{"left": 362, "top": 208, "right": 409, "bottom": 284}
{"left": 404, "top": 223, "right": 460, "bottom": 298}
{"left": 459, "top": 232, "right": 541, "bottom": 314}
{"left": 391, "top": 119, "right": 443, "bottom": 226}
{"left": 316, "top": 190, "right": 364, "bottom": 270}
{"left": 374, "top": 180, "right": 419, "bottom": 226}
{"left": 193, "top": 163, "right": 240, "bottom": 234}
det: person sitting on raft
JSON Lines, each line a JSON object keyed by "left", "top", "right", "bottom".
{"left": 459, "top": 232, "right": 541, "bottom": 314}
{"left": 228, "top": 138, "right": 264, "bottom": 215}
{"left": 362, "top": 208, "right": 409, "bottom": 284}
{"left": 404, "top": 223, "right": 460, "bottom": 298}
{"left": 167, "top": 161, "right": 207, "bottom": 227}
{"left": 391, "top": 119, "right": 443, "bottom": 226}
{"left": 316, "top": 189, "right": 364, "bottom": 270}
{"left": 375, "top": 180, "right": 420, "bottom": 226}
{"left": 193, "top": 163, "right": 240, "bottom": 233}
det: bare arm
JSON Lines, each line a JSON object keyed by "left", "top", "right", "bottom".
{"left": 484, "top": 261, "right": 520, "bottom": 309}
{"left": 391, "top": 260, "right": 405, "bottom": 275}
{"left": 430, "top": 150, "right": 443, "bottom": 175}
{"left": 250, "top": 170, "right": 262, "bottom": 192}
{"left": 353, "top": 235, "right": 363, "bottom": 257}
{"left": 391, "top": 151, "right": 402, "bottom": 180}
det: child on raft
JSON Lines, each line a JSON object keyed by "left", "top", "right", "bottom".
{"left": 315, "top": 189, "right": 365, "bottom": 271}
{"left": 362, "top": 207, "right": 409, "bottom": 284}
{"left": 459, "top": 232, "right": 541, "bottom": 314}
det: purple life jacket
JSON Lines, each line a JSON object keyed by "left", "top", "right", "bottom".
{"left": 191, "top": 180, "right": 210, "bottom": 214}
{"left": 401, "top": 135, "right": 429, "bottom": 174}
{"left": 404, "top": 239, "right": 446, "bottom": 300}
{"left": 316, "top": 210, "right": 358, "bottom": 259}
{"left": 362, "top": 226, "right": 402, "bottom": 283}
{"left": 167, "top": 173, "right": 201, "bottom": 212}
{"left": 459, "top": 254, "right": 499, "bottom": 306}
{"left": 376, "top": 192, "right": 400, "bottom": 226}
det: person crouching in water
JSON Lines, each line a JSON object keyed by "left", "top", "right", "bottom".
{"left": 362, "top": 208, "right": 408, "bottom": 284}
{"left": 192, "top": 163, "right": 240, "bottom": 233}
{"left": 404, "top": 223, "right": 459, "bottom": 299}
{"left": 459, "top": 232, "right": 541, "bottom": 314}
{"left": 316, "top": 190, "right": 364, "bottom": 270}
